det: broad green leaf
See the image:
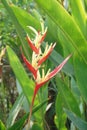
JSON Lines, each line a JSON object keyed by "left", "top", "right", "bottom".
{"left": 64, "top": 109, "right": 87, "bottom": 130}
{"left": 69, "top": 0, "right": 86, "bottom": 38}
{"left": 8, "top": 99, "right": 48, "bottom": 130}
{"left": 46, "top": 16, "right": 63, "bottom": 54}
{"left": 71, "top": 76, "right": 81, "bottom": 98}
{"left": 10, "top": 5, "right": 41, "bottom": 34}
{"left": 6, "top": 46, "right": 34, "bottom": 103}
{"left": 55, "top": 93, "right": 67, "bottom": 130}
{"left": 46, "top": 15, "right": 74, "bottom": 65}
{"left": 84, "top": 0, "right": 87, "bottom": 12}
{"left": 57, "top": 28, "right": 74, "bottom": 60}
{"left": 2, "top": 1, "right": 74, "bottom": 76}
{"left": 35, "top": 0, "right": 87, "bottom": 63}
{"left": 46, "top": 16, "right": 74, "bottom": 59}
{"left": 6, "top": 93, "right": 24, "bottom": 128}
{"left": 74, "top": 52, "right": 87, "bottom": 103}
{"left": 0, "top": 121, "right": 6, "bottom": 130}
{"left": 56, "top": 76, "right": 81, "bottom": 117}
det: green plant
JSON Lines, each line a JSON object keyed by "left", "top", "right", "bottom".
{"left": 0, "top": 0, "right": 87, "bottom": 130}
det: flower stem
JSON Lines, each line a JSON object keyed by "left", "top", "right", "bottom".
{"left": 26, "top": 92, "right": 36, "bottom": 130}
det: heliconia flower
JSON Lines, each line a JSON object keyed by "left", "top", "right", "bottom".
{"left": 22, "top": 26, "right": 71, "bottom": 106}
{"left": 22, "top": 25, "right": 71, "bottom": 130}
{"left": 26, "top": 54, "right": 71, "bottom": 130}
{"left": 33, "top": 54, "right": 71, "bottom": 104}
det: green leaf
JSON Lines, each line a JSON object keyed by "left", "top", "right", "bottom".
{"left": 46, "top": 16, "right": 74, "bottom": 58}
{"left": 6, "top": 46, "right": 34, "bottom": 103}
{"left": 46, "top": 16, "right": 63, "bottom": 55}
{"left": 31, "top": 123, "right": 43, "bottom": 130}
{"left": 84, "top": 0, "right": 87, "bottom": 12}
{"left": 55, "top": 93, "right": 67, "bottom": 130}
{"left": 58, "top": 28, "right": 74, "bottom": 59}
{"left": 64, "top": 108, "right": 87, "bottom": 130}
{"left": 0, "top": 121, "right": 6, "bottom": 130}
{"left": 10, "top": 5, "right": 41, "bottom": 34}
{"left": 1, "top": 0, "right": 75, "bottom": 76}
{"left": 35, "top": 0, "right": 87, "bottom": 63}
{"left": 56, "top": 76, "right": 81, "bottom": 117}
{"left": 6, "top": 93, "right": 24, "bottom": 128}
{"left": 8, "top": 113, "right": 28, "bottom": 130}
{"left": 74, "top": 52, "right": 87, "bottom": 103}
{"left": 8, "top": 99, "right": 48, "bottom": 130}
{"left": 69, "top": 0, "right": 86, "bottom": 38}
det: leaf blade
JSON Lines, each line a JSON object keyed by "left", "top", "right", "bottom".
{"left": 64, "top": 109, "right": 87, "bottom": 130}
{"left": 56, "top": 76, "right": 81, "bottom": 117}
{"left": 6, "top": 46, "right": 34, "bottom": 103}
{"left": 35, "top": 0, "right": 87, "bottom": 63}
{"left": 6, "top": 93, "right": 24, "bottom": 128}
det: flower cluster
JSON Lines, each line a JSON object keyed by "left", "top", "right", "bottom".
{"left": 22, "top": 26, "right": 70, "bottom": 104}
{"left": 21, "top": 26, "right": 71, "bottom": 128}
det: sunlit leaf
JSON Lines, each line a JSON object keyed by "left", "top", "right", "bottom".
{"left": 0, "top": 120, "right": 6, "bottom": 130}
{"left": 69, "top": 0, "right": 86, "bottom": 38}
{"left": 6, "top": 46, "right": 34, "bottom": 103}
{"left": 36, "top": 0, "right": 87, "bottom": 63}
{"left": 11, "top": 5, "right": 41, "bottom": 34}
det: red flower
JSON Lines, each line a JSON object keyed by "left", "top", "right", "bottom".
{"left": 22, "top": 26, "right": 71, "bottom": 104}
{"left": 26, "top": 36, "right": 39, "bottom": 54}
{"left": 21, "top": 26, "right": 71, "bottom": 129}
{"left": 21, "top": 52, "right": 37, "bottom": 79}
{"left": 33, "top": 54, "right": 71, "bottom": 105}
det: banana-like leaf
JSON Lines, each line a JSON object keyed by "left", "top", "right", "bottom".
{"left": 57, "top": 28, "right": 74, "bottom": 61}
{"left": 64, "top": 108, "right": 87, "bottom": 130}
{"left": 6, "top": 46, "right": 34, "bottom": 103}
{"left": 55, "top": 93, "right": 67, "bottom": 130}
{"left": 56, "top": 76, "right": 81, "bottom": 117}
{"left": 35, "top": 0, "right": 87, "bottom": 64}
{"left": 84, "top": 0, "right": 87, "bottom": 12}
{"left": 74, "top": 52, "right": 87, "bottom": 103}
{"left": 69, "top": 0, "right": 86, "bottom": 38}
{"left": 46, "top": 15, "right": 74, "bottom": 65}
{"left": 2, "top": 1, "right": 74, "bottom": 76}
{"left": 10, "top": 5, "right": 41, "bottom": 34}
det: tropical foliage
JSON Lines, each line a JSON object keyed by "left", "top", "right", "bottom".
{"left": 0, "top": 0, "right": 87, "bottom": 130}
